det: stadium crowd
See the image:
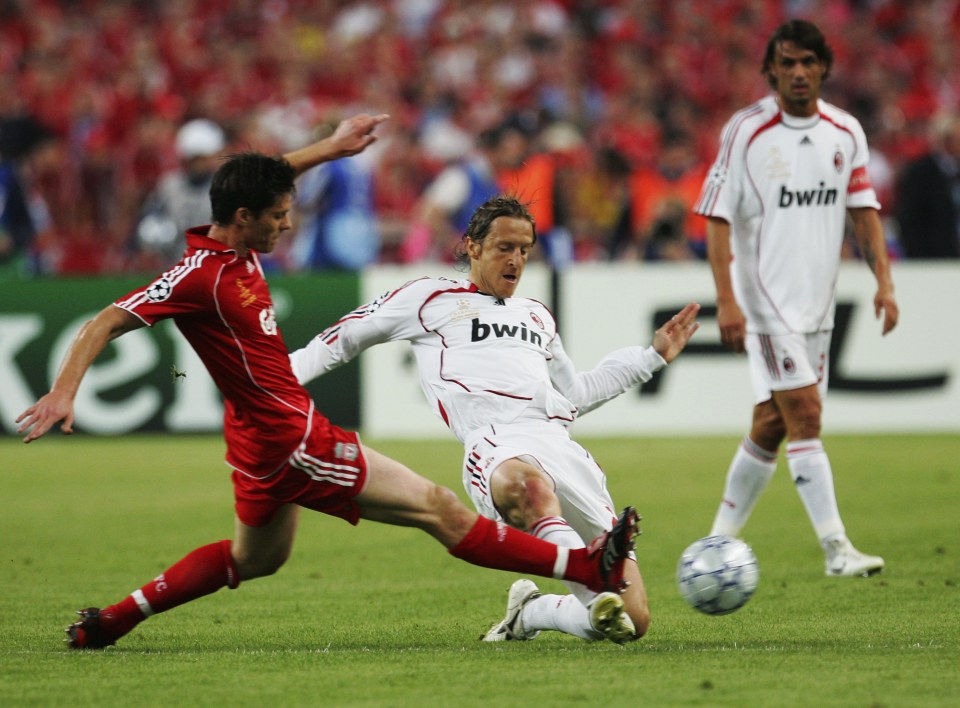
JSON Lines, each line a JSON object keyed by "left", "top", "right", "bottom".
{"left": 2, "top": 0, "right": 959, "bottom": 276}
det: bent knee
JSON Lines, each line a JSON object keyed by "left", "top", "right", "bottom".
{"left": 491, "top": 462, "right": 561, "bottom": 528}
{"left": 522, "top": 475, "right": 559, "bottom": 514}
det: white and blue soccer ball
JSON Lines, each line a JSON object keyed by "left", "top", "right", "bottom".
{"left": 677, "top": 535, "right": 759, "bottom": 615}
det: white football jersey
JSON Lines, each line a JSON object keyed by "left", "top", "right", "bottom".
{"left": 695, "top": 95, "right": 880, "bottom": 334}
{"left": 290, "top": 277, "right": 665, "bottom": 442}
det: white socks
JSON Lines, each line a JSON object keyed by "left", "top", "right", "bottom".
{"left": 785, "top": 438, "right": 845, "bottom": 541}
{"left": 529, "top": 516, "right": 593, "bottom": 606}
{"left": 710, "top": 437, "right": 777, "bottom": 537}
{"left": 711, "top": 437, "right": 846, "bottom": 542}
{"left": 522, "top": 593, "right": 603, "bottom": 640}
{"left": 526, "top": 515, "right": 602, "bottom": 640}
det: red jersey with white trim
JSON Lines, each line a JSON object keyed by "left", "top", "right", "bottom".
{"left": 694, "top": 95, "right": 880, "bottom": 334}
{"left": 115, "top": 227, "right": 319, "bottom": 479}
{"left": 289, "top": 277, "right": 665, "bottom": 443}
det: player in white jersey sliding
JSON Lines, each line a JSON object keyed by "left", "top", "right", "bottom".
{"left": 290, "top": 195, "right": 700, "bottom": 643}
{"left": 693, "top": 19, "right": 898, "bottom": 577}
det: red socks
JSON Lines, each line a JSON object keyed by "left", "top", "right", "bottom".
{"left": 448, "top": 515, "right": 600, "bottom": 590}
{"left": 99, "top": 540, "right": 238, "bottom": 639}
{"left": 94, "top": 520, "right": 610, "bottom": 642}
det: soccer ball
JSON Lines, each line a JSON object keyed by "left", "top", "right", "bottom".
{"left": 676, "top": 535, "right": 759, "bottom": 615}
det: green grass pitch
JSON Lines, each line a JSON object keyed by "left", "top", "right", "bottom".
{"left": 1, "top": 433, "right": 957, "bottom": 706}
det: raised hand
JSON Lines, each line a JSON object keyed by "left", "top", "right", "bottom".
{"left": 327, "top": 113, "right": 390, "bottom": 158}
{"left": 653, "top": 302, "right": 701, "bottom": 363}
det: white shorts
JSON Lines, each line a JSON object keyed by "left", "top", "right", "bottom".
{"left": 462, "top": 422, "right": 619, "bottom": 544}
{"left": 746, "top": 331, "right": 831, "bottom": 404}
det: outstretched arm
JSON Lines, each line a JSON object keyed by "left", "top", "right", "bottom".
{"left": 16, "top": 305, "right": 144, "bottom": 442}
{"left": 550, "top": 303, "right": 700, "bottom": 415}
{"left": 848, "top": 206, "right": 898, "bottom": 335}
{"left": 283, "top": 113, "right": 389, "bottom": 177}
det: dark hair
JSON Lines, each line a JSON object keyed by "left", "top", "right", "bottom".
{"left": 761, "top": 19, "right": 833, "bottom": 89}
{"left": 209, "top": 152, "right": 297, "bottom": 225}
{"left": 453, "top": 195, "right": 537, "bottom": 268}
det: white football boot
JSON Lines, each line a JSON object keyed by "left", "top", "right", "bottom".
{"left": 823, "top": 536, "right": 884, "bottom": 577}
{"left": 481, "top": 579, "right": 541, "bottom": 642}
{"left": 588, "top": 592, "right": 637, "bottom": 644}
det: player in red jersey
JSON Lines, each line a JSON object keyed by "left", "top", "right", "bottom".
{"left": 16, "top": 114, "right": 638, "bottom": 649}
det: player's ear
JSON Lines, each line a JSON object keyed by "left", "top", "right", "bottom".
{"left": 235, "top": 208, "right": 251, "bottom": 226}
{"left": 465, "top": 237, "right": 482, "bottom": 260}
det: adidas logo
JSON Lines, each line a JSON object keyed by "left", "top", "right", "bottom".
{"left": 800, "top": 135, "right": 813, "bottom": 146}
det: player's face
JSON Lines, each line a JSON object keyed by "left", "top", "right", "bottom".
{"left": 467, "top": 216, "right": 534, "bottom": 300}
{"left": 244, "top": 194, "right": 293, "bottom": 254}
{"left": 769, "top": 41, "right": 825, "bottom": 117}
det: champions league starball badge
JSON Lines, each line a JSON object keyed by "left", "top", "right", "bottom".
{"left": 146, "top": 277, "right": 173, "bottom": 302}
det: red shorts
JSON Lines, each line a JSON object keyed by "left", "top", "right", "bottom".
{"left": 232, "top": 422, "right": 368, "bottom": 527}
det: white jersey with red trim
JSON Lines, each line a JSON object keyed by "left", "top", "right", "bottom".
{"left": 694, "top": 95, "right": 880, "bottom": 334}
{"left": 289, "top": 276, "right": 665, "bottom": 443}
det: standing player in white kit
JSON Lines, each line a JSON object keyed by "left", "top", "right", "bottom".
{"left": 291, "top": 195, "right": 700, "bottom": 643}
{"left": 694, "top": 19, "right": 898, "bottom": 577}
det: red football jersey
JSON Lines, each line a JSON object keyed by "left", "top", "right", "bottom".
{"left": 115, "top": 227, "right": 323, "bottom": 479}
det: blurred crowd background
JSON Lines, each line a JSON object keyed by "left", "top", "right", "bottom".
{"left": 2, "top": 0, "right": 960, "bottom": 278}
